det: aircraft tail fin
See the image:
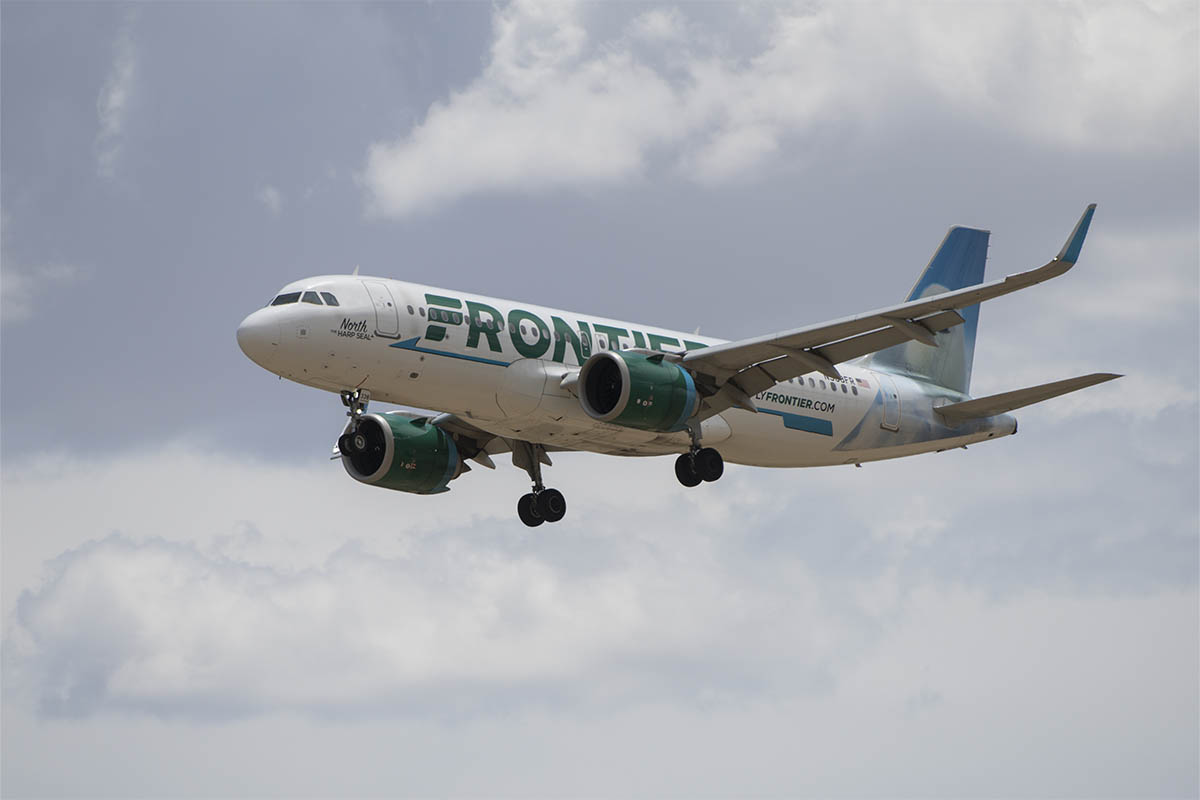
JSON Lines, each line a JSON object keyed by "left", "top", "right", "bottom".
{"left": 866, "top": 225, "right": 990, "bottom": 393}
{"left": 935, "top": 373, "right": 1121, "bottom": 422}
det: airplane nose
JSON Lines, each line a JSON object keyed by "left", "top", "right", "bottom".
{"left": 237, "top": 309, "right": 281, "bottom": 367}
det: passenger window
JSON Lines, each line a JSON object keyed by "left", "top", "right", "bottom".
{"left": 270, "top": 292, "right": 301, "bottom": 306}
{"left": 819, "top": 380, "right": 826, "bottom": 390}
{"left": 406, "top": 305, "right": 414, "bottom": 315}
{"left": 808, "top": 378, "right": 815, "bottom": 388}
{"left": 509, "top": 323, "right": 516, "bottom": 334}
{"left": 301, "top": 291, "right": 323, "bottom": 305}
{"left": 852, "top": 386, "right": 858, "bottom": 395}
{"left": 841, "top": 384, "right": 847, "bottom": 393}
{"left": 320, "top": 292, "right": 339, "bottom": 306}
{"left": 419, "top": 308, "right": 425, "bottom": 317}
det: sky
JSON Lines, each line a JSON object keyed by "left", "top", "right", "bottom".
{"left": 1, "top": 1, "right": 1197, "bottom": 797}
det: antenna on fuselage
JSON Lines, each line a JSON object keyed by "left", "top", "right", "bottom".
{"left": 352, "top": 265, "right": 360, "bottom": 276}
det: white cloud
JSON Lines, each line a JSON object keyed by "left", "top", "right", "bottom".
{"left": 362, "top": 1, "right": 1197, "bottom": 217}
{"left": 0, "top": 215, "right": 86, "bottom": 325}
{"left": 95, "top": 14, "right": 137, "bottom": 179}
{"left": 627, "top": 8, "right": 686, "bottom": 44}
{"left": 257, "top": 185, "right": 284, "bottom": 216}
{"left": 1, "top": 262, "right": 84, "bottom": 325}
{"left": 3, "top": 406, "right": 1194, "bottom": 725}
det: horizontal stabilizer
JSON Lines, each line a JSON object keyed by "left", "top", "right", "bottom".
{"left": 936, "top": 373, "right": 1121, "bottom": 422}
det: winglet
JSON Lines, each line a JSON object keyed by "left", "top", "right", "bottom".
{"left": 1055, "top": 204, "right": 1097, "bottom": 264}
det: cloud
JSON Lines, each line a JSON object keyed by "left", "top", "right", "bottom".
{"left": 0, "top": 216, "right": 87, "bottom": 325}
{"left": 95, "top": 14, "right": 137, "bottom": 179}
{"left": 362, "top": 1, "right": 1197, "bottom": 216}
{"left": 257, "top": 185, "right": 284, "bottom": 216}
{"left": 3, "top": 405, "right": 1194, "bottom": 723}
{"left": 1, "top": 262, "right": 85, "bottom": 325}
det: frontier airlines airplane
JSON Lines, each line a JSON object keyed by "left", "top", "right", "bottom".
{"left": 238, "top": 205, "right": 1118, "bottom": 526}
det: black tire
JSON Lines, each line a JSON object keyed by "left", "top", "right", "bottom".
{"left": 675, "top": 454, "right": 702, "bottom": 487}
{"left": 696, "top": 447, "right": 724, "bottom": 482}
{"left": 517, "top": 493, "right": 544, "bottom": 527}
{"left": 337, "top": 434, "right": 353, "bottom": 457}
{"left": 537, "top": 488, "right": 567, "bottom": 523}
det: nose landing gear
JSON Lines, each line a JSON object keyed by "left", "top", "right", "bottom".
{"left": 675, "top": 422, "right": 724, "bottom": 487}
{"left": 513, "top": 441, "right": 567, "bottom": 527}
{"left": 336, "top": 389, "right": 372, "bottom": 456}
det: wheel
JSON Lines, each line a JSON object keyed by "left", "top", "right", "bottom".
{"left": 517, "top": 493, "right": 544, "bottom": 527}
{"left": 337, "top": 433, "right": 353, "bottom": 456}
{"left": 675, "top": 453, "right": 702, "bottom": 487}
{"left": 536, "top": 488, "right": 566, "bottom": 523}
{"left": 695, "top": 447, "right": 724, "bottom": 482}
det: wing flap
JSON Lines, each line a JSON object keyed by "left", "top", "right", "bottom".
{"left": 935, "top": 373, "right": 1121, "bottom": 422}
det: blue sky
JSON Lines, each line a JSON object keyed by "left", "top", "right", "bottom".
{"left": 2, "top": 2, "right": 1197, "bottom": 796}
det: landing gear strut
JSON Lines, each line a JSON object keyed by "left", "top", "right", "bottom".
{"left": 336, "top": 389, "right": 371, "bottom": 456}
{"left": 513, "top": 441, "right": 567, "bottom": 527}
{"left": 675, "top": 422, "right": 724, "bottom": 487}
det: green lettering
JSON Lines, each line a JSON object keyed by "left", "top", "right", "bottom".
{"left": 424, "top": 294, "right": 463, "bottom": 341}
{"left": 552, "top": 317, "right": 592, "bottom": 364}
{"left": 508, "top": 309, "right": 551, "bottom": 359}
{"left": 682, "top": 340, "right": 708, "bottom": 351}
{"left": 593, "top": 323, "right": 629, "bottom": 350}
{"left": 646, "top": 333, "right": 680, "bottom": 352}
{"left": 465, "top": 301, "right": 504, "bottom": 353}
{"left": 424, "top": 294, "right": 462, "bottom": 309}
{"left": 631, "top": 330, "right": 646, "bottom": 348}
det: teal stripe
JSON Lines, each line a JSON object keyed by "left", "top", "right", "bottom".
{"left": 427, "top": 433, "right": 459, "bottom": 494}
{"left": 389, "top": 337, "right": 509, "bottom": 367}
{"left": 667, "top": 368, "right": 698, "bottom": 432}
{"left": 758, "top": 408, "right": 833, "bottom": 436}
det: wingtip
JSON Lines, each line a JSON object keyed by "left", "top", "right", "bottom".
{"left": 1056, "top": 204, "right": 1097, "bottom": 264}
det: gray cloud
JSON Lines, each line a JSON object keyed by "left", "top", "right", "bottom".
{"left": 95, "top": 13, "right": 136, "bottom": 178}
{"left": 257, "top": 184, "right": 284, "bottom": 216}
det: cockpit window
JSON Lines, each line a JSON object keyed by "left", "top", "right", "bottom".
{"left": 301, "top": 291, "right": 323, "bottom": 305}
{"left": 270, "top": 292, "right": 302, "bottom": 306}
{"left": 321, "top": 292, "right": 339, "bottom": 306}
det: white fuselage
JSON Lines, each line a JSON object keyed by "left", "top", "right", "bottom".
{"left": 237, "top": 275, "right": 1016, "bottom": 468}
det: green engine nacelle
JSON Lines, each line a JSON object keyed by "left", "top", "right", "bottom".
{"left": 578, "top": 350, "right": 698, "bottom": 432}
{"left": 340, "top": 413, "right": 462, "bottom": 494}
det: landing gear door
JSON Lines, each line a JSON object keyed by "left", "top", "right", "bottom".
{"left": 362, "top": 281, "right": 400, "bottom": 338}
{"left": 879, "top": 374, "right": 901, "bottom": 431}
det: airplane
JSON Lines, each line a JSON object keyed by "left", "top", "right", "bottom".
{"left": 237, "top": 204, "right": 1120, "bottom": 527}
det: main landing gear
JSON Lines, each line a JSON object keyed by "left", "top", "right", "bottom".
{"left": 675, "top": 423, "right": 724, "bottom": 487}
{"left": 513, "top": 441, "right": 566, "bottom": 527}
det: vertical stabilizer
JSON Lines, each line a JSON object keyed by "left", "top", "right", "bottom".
{"left": 867, "top": 226, "right": 989, "bottom": 393}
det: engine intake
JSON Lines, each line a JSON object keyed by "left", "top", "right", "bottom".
{"left": 340, "top": 414, "right": 463, "bottom": 494}
{"left": 578, "top": 351, "right": 698, "bottom": 432}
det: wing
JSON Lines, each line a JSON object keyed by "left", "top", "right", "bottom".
{"left": 682, "top": 204, "right": 1097, "bottom": 414}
